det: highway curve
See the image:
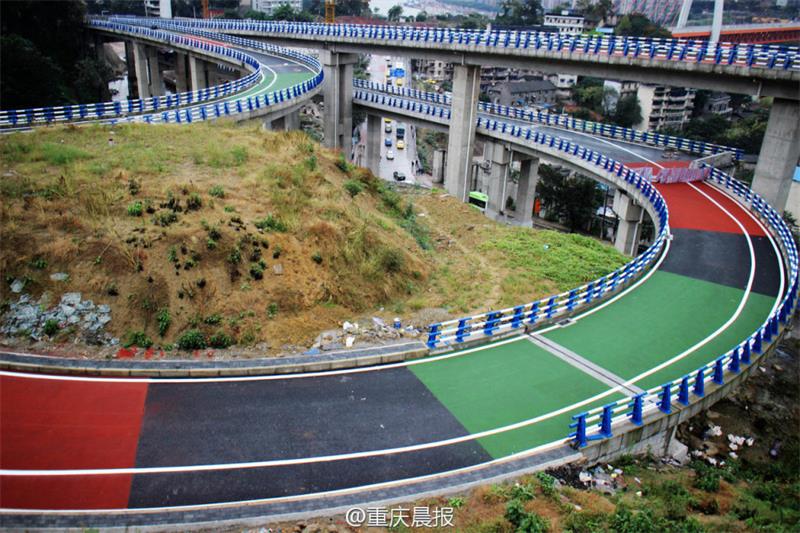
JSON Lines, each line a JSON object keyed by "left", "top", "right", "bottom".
{"left": 0, "top": 180, "right": 785, "bottom": 515}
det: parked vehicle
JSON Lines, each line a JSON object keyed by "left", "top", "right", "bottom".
{"left": 396, "top": 139, "right": 405, "bottom": 150}
{"left": 385, "top": 137, "right": 393, "bottom": 147}
{"left": 393, "top": 171, "right": 406, "bottom": 181}
{"left": 386, "top": 150, "right": 395, "bottom": 160}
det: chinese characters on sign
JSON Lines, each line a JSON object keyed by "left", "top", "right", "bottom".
{"left": 345, "top": 505, "right": 455, "bottom": 527}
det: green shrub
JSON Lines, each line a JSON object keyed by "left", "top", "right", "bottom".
{"left": 186, "top": 192, "right": 202, "bottom": 211}
{"left": 124, "top": 330, "right": 153, "bottom": 348}
{"left": 272, "top": 245, "right": 282, "bottom": 258}
{"left": 267, "top": 302, "right": 278, "bottom": 319}
{"left": 30, "top": 257, "right": 48, "bottom": 270}
{"left": 311, "top": 251, "right": 323, "bottom": 264}
{"left": 227, "top": 247, "right": 242, "bottom": 264}
{"left": 39, "top": 142, "right": 90, "bottom": 165}
{"left": 509, "top": 482, "right": 535, "bottom": 501}
{"left": 208, "top": 331, "right": 234, "bottom": 349}
{"left": 254, "top": 214, "right": 287, "bottom": 232}
{"left": 167, "top": 246, "right": 178, "bottom": 263}
{"left": 153, "top": 210, "right": 178, "bottom": 226}
{"left": 204, "top": 313, "right": 222, "bottom": 325}
{"left": 335, "top": 152, "right": 352, "bottom": 173}
{"left": 344, "top": 179, "right": 364, "bottom": 197}
{"left": 231, "top": 146, "right": 248, "bottom": 165}
{"left": 381, "top": 248, "right": 404, "bottom": 273}
{"left": 505, "top": 499, "right": 549, "bottom": 533}
{"left": 209, "top": 185, "right": 225, "bottom": 198}
{"left": 305, "top": 154, "right": 317, "bottom": 170}
{"left": 157, "top": 308, "right": 171, "bottom": 337}
{"left": 535, "top": 472, "right": 557, "bottom": 497}
{"left": 207, "top": 225, "right": 222, "bottom": 241}
{"left": 206, "top": 238, "right": 217, "bottom": 250}
{"left": 176, "top": 329, "right": 207, "bottom": 350}
{"left": 43, "top": 319, "right": 60, "bottom": 336}
{"left": 249, "top": 262, "right": 264, "bottom": 280}
{"left": 693, "top": 467, "right": 721, "bottom": 492}
{"left": 127, "top": 201, "right": 143, "bottom": 217}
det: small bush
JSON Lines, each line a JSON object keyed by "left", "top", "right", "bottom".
{"left": 305, "top": 154, "right": 317, "bottom": 170}
{"left": 267, "top": 302, "right": 278, "bottom": 319}
{"left": 208, "top": 226, "right": 222, "bottom": 241}
{"left": 124, "top": 330, "right": 153, "bottom": 348}
{"left": 157, "top": 308, "right": 171, "bottom": 337}
{"left": 231, "top": 146, "right": 248, "bottom": 165}
{"left": 694, "top": 468, "right": 721, "bottom": 492}
{"left": 224, "top": 205, "right": 236, "bottom": 213}
{"left": 30, "top": 257, "right": 48, "bottom": 270}
{"left": 228, "top": 247, "right": 242, "bottom": 264}
{"left": 208, "top": 331, "right": 234, "bottom": 349}
{"left": 535, "top": 472, "right": 557, "bottom": 497}
{"left": 186, "top": 193, "right": 202, "bottom": 211}
{"left": 153, "top": 211, "right": 178, "bottom": 227}
{"left": 43, "top": 319, "right": 60, "bottom": 336}
{"left": 254, "top": 214, "right": 287, "bottom": 232}
{"left": 176, "top": 329, "right": 207, "bottom": 350}
{"left": 381, "top": 248, "right": 404, "bottom": 273}
{"left": 204, "top": 313, "right": 222, "bottom": 325}
{"left": 249, "top": 262, "right": 264, "bottom": 280}
{"left": 272, "top": 245, "right": 282, "bottom": 259}
{"left": 128, "top": 179, "right": 141, "bottom": 196}
{"left": 209, "top": 185, "right": 225, "bottom": 198}
{"left": 311, "top": 251, "right": 323, "bottom": 264}
{"left": 127, "top": 201, "right": 143, "bottom": 217}
{"left": 206, "top": 238, "right": 217, "bottom": 250}
{"left": 509, "top": 482, "right": 535, "bottom": 501}
{"left": 335, "top": 153, "right": 352, "bottom": 173}
{"left": 344, "top": 179, "right": 364, "bottom": 197}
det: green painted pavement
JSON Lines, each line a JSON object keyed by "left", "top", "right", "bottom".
{"left": 410, "top": 338, "right": 621, "bottom": 458}
{"left": 543, "top": 270, "right": 776, "bottom": 391}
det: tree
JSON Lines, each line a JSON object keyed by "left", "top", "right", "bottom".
{"left": 495, "top": 0, "right": 543, "bottom": 27}
{"left": 388, "top": 5, "right": 403, "bottom": 22}
{"left": 615, "top": 13, "right": 672, "bottom": 38}
{"left": 535, "top": 165, "right": 603, "bottom": 232}
{"left": 577, "top": 0, "right": 613, "bottom": 25}
{"left": 0, "top": 0, "right": 115, "bottom": 109}
{"left": 308, "top": 0, "right": 366, "bottom": 17}
{"left": 612, "top": 95, "right": 642, "bottom": 128}
{"left": 415, "top": 11, "right": 429, "bottom": 22}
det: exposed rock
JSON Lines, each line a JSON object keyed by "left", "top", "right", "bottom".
{"left": 10, "top": 279, "right": 25, "bottom": 293}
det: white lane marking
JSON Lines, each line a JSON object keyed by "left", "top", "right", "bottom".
{"left": 709, "top": 182, "right": 785, "bottom": 318}
{"left": 263, "top": 65, "right": 278, "bottom": 90}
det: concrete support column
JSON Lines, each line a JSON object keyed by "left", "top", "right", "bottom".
{"left": 284, "top": 109, "right": 300, "bottom": 131}
{"left": 125, "top": 40, "right": 139, "bottom": 99}
{"left": 752, "top": 98, "right": 800, "bottom": 214}
{"left": 432, "top": 149, "right": 447, "bottom": 184}
{"left": 132, "top": 41, "right": 151, "bottom": 100}
{"left": 321, "top": 51, "right": 358, "bottom": 159}
{"left": 146, "top": 46, "right": 164, "bottom": 97}
{"left": 445, "top": 64, "right": 481, "bottom": 202}
{"left": 485, "top": 142, "right": 511, "bottom": 220}
{"left": 366, "top": 114, "right": 382, "bottom": 176}
{"left": 613, "top": 189, "right": 643, "bottom": 256}
{"left": 516, "top": 156, "right": 540, "bottom": 226}
{"left": 189, "top": 55, "right": 207, "bottom": 91}
{"left": 174, "top": 52, "right": 189, "bottom": 93}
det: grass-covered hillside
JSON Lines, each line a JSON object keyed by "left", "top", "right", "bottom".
{"left": 0, "top": 123, "right": 626, "bottom": 353}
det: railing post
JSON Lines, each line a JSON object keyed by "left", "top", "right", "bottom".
{"left": 598, "top": 403, "right": 614, "bottom": 438}
{"left": 658, "top": 383, "right": 672, "bottom": 414}
{"left": 713, "top": 357, "right": 725, "bottom": 385}
{"left": 628, "top": 393, "right": 645, "bottom": 425}
{"left": 678, "top": 375, "right": 690, "bottom": 405}
{"left": 426, "top": 323, "right": 440, "bottom": 349}
{"left": 456, "top": 318, "right": 470, "bottom": 343}
{"left": 569, "top": 413, "right": 588, "bottom": 448}
{"left": 728, "top": 347, "right": 740, "bottom": 373}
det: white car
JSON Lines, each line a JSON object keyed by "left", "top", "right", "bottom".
{"left": 386, "top": 150, "right": 395, "bottom": 160}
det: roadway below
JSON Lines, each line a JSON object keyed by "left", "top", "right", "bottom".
{"left": 0, "top": 180, "right": 786, "bottom": 520}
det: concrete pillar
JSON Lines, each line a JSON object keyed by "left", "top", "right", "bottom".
{"left": 515, "top": 156, "right": 540, "bottom": 226}
{"left": 174, "top": 52, "right": 189, "bottom": 93}
{"left": 189, "top": 55, "right": 207, "bottom": 91}
{"left": 752, "top": 98, "right": 800, "bottom": 214}
{"left": 613, "top": 189, "right": 643, "bottom": 256}
{"left": 366, "top": 114, "right": 381, "bottom": 176}
{"left": 284, "top": 109, "right": 300, "bottom": 131}
{"left": 320, "top": 51, "right": 358, "bottom": 159}
{"left": 445, "top": 64, "right": 481, "bottom": 202}
{"left": 125, "top": 40, "right": 139, "bottom": 99}
{"left": 432, "top": 149, "right": 447, "bottom": 184}
{"left": 485, "top": 141, "right": 511, "bottom": 220}
{"left": 132, "top": 41, "right": 151, "bottom": 100}
{"left": 146, "top": 46, "right": 164, "bottom": 97}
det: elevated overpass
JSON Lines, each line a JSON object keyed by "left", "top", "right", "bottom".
{"left": 116, "top": 16, "right": 800, "bottom": 217}
{"left": 0, "top": 17, "right": 798, "bottom": 528}
{"left": 671, "top": 22, "right": 800, "bottom": 44}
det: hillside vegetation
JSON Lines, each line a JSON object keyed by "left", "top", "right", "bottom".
{"left": 0, "top": 123, "right": 626, "bottom": 353}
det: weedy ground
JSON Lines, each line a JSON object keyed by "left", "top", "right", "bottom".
{"left": 0, "top": 123, "right": 625, "bottom": 353}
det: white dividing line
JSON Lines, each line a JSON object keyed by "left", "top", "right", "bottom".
{"left": 709, "top": 182, "right": 785, "bottom": 318}
{"left": 263, "top": 64, "right": 278, "bottom": 90}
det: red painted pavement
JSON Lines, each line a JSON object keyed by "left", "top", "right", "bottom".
{"left": 1, "top": 375, "right": 148, "bottom": 509}
{"left": 656, "top": 182, "right": 766, "bottom": 237}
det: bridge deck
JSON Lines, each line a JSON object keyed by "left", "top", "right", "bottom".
{"left": 0, "top": 181, "right": 785, "bottom": 516}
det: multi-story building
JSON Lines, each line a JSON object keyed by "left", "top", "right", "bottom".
{"left": 547, "top": 73, "right": 578, "bottom": 100}
{"left": 487, "top": 79, "right": 557, "bottom": 107}
{"left": 636, "top": 84, "right": 696, "bottom": 131}
{"left": 415, "top": 59, "right": 453, "bottom": 82}
{"left": 252, "top": 0, "right": 301, "bottom": 16}
{"left": 701, "top": 92, "right": 733, "bottom": 118}
{"left": 544, "top": 12, "right": 586, "bottom": 35}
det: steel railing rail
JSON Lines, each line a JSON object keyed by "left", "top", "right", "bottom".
{"left": 354, "top": 79, "right": 745, "bottom": 160}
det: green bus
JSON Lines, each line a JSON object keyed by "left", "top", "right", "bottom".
{"left": 468, "top": 191, "right": 488, "bottom": 211}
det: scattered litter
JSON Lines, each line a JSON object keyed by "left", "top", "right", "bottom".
{"left": 345, "top": 336, "right": 354, "bottom": 348}
{"left": 49, "top": 272, "right": 69, "bottom": 281}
